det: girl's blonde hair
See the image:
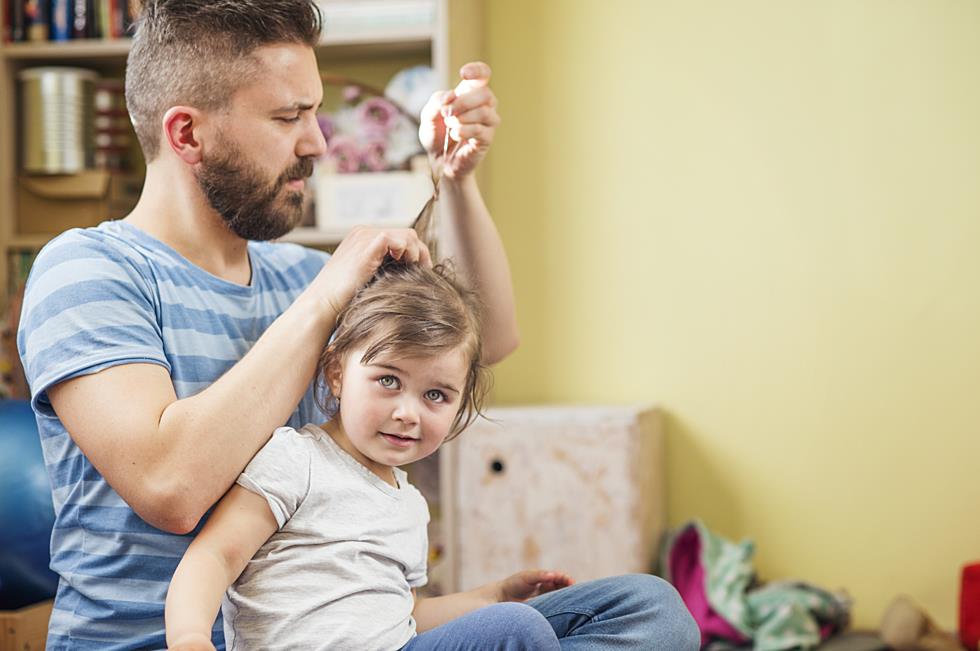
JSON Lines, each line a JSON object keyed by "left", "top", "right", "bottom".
{"left": 316, "top": 262, "right": 490, "bottom": 438}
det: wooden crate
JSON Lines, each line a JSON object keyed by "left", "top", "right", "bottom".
{"left": 0, "top": 600, "right": 52, "bottom": 651}
{"left": 446, "top": 405, "right": 665, "bottom": 591}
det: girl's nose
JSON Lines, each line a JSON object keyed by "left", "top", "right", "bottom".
{"left": 391, "top": 398, "right": 419, "bottom": 425}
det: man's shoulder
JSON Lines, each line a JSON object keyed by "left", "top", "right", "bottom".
{"left": 31, "top": 220, "right": 155, "bottom": 278}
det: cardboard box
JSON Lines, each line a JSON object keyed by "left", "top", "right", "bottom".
{"left": 17, "top": 171, "right": 110, "bottom": 235}
{"left": 0, "top": 600, "right": 52, "bottom": 651}
{"left": 314, "top": 158, "right": 432, "bottom": 241}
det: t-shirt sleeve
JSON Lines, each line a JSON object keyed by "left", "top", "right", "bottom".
{"left": 237, "top": 427, "right": 313, "bottom": 528}
{"left": 16, "top": 231, "right": 169, "bottom": 417}
{"left": 404, "top": 485, "right": 430, "bottom": 588}
{"left": 405, "top": 531, "right": 429, "bottom": 588}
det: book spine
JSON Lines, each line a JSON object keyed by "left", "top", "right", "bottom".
{"left": 120, "top": 0, "right": 132, "bottom": 36}
{"left": 86, "top": 0, "right": 98, "bottom": 37}
{"left": 109, "top": 0, "right": 122, "bottom": 37}
{"left": 14, "top": 0, "right": 26, "bottom": 42}
{"left": 97, "top": 0, "right": 109, "bottom": 39}
{"left": 50, "top": 0, "right": 71, "bottom": 41}
{"left": 72, "top": 0, "right": 88, "bottom": 39}
{"left": 24, "top": 0, "right": 49, "bottom": 42}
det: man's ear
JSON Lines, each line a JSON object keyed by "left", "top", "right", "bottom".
{"left": 162, "top": 105, "right": 207, "bottom": 165}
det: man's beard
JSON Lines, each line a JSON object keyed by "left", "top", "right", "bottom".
{"left": 195, "top": 140, "right": 314, "bottom": 241}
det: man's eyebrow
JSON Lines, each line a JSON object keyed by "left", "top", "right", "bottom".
{"left": 372, "top": 363, "right": 460, "bottom": 395}
{"left": 272, "top": 100, "right": 323, "bottom": 112}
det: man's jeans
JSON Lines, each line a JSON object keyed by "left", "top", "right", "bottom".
{"left": 401, "top": 574, "right": 701, "bottom": 650}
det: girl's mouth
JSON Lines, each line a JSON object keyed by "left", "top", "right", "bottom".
{"left": 380, "top": 432, "right": 418, "bottom": 448}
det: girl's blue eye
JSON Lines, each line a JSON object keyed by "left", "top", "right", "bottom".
{"left": 424, "top": 389, "right": 446, "bottom": 403}
{"left": 378, "top": 375, "right": 399, "bottom": 389}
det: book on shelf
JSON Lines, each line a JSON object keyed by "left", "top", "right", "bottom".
{"left": 24, "top": 0, "right": 49, "bottom": 42}
{"left": 49, "top": 0, "right": 69, "bottom": 41}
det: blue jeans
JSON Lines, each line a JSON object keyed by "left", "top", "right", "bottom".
{"left": 401, "top": 574, "right": 700, "bottom": 650}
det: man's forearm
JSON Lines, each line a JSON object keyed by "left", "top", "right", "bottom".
{"left": 438, "top": 175, "right": 519, "bottom": 365}
{"left": 154, "top": 291, "right": 335, "bottom": 531}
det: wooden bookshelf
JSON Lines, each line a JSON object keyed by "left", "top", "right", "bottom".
{"left": 0, "top": 0, "right": 484, "bottom": 293}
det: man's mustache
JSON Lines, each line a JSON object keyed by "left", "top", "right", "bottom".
{"left": 278, "top": 157, "right": 315, "bottom": 186}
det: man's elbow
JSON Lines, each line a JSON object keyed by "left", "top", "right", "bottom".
{"left": 134, "top": 482, "right": 207, "bottom": 535}
{"left": 483, "top": 330, "right": 520, "bottom": 366}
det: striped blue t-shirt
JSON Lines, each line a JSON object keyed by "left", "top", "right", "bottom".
{"left": 17, "top": 220, "right": 329, "bottom": 651}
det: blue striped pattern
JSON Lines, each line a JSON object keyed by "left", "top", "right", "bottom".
{"left": 17, "top": 221, "right": 328, "bottom": 650}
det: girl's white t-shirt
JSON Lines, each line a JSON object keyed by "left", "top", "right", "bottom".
{"left": 222, "top": 424, "right": 429, "bottom": 651}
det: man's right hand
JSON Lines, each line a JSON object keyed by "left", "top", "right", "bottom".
{"left": 310, "top": 225, "right": 432, "bottom": 317}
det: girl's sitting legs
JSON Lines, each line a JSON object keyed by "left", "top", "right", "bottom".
{"left": 402, "top": 601, "right": 561, "bottom": 651}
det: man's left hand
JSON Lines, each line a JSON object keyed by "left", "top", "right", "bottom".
{"left": 419, "top": 61, "right": 501, "bottom": 180}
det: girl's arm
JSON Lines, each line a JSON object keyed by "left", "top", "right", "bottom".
{"left": 412, "top": 569, "right": 574, "bottom": 633}
{"left": 165, "top": 484, "right": 279, "bottom": 650}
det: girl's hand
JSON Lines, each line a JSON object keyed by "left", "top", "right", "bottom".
{"left": 167, "top": 632, "right": 217, "bottom": 651}
{"left": 496, "top": 569, "right": 575, "bottom": 603}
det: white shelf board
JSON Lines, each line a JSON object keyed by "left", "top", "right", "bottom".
{"left": 277, "top": 227, "right": 345, "bottom": 247}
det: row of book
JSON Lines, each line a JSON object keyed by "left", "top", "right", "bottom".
{"left": 2, "top": 0, "right": 135, "bottom": 43}
{"left": 2, "top": 1, "right": 439, "bottom": 45}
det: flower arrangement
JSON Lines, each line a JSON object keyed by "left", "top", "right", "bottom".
{"left": 317, "top": 72, "right": 429, "bottom": 174}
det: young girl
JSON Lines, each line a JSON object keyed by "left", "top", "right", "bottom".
{"left": 165, "top": 262, "right": 575, "bottom": 651}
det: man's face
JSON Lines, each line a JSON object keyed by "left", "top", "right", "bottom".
{"left": 195, "top": 43, "right": 326, "bottom": 241}
{"left": 195, "top": 134, "right": 312, "bottom": 241}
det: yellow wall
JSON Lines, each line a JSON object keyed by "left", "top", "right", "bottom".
{"left": 485, "top": 0, "right": 980, "bottom": 630}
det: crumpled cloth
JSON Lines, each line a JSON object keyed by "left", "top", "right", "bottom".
{"left": 659, "top": 519, "right": 851, "bottom": 650}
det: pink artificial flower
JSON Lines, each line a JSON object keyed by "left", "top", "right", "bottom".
{"left": 360, "top": 140, "right": 388, "bottom": 172}
{"left": 342, "top": 85, "right": 362, "bottom": 103}
{"left": 357, "top": 97, "right": 399, "bottom": 137}
{"left": 327, "top": 135, "right": 361, "bottom": 173}
{"left": 316, "top": 114, "right": 334, "bottom": 145}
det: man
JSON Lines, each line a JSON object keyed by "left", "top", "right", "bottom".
{"left": 18, "top": 1, "right": 698, "bottom": 649}
{"left": 19, "top": 0, "right": 510, "bottom": 646}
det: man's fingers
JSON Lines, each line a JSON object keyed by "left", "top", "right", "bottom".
{"left": 373, "top": 230, "right": 430, "bottom": 267}
{"left": 448, "top": 86, "right": 496, "bottom": 115}
{"left": 454, "top": 105, "right": 501, "bottom": 128}
{"left": 459, "top": 61, "right": 492, "bottom": 82}
{"left": 454, "top": 124, "right": 494, "bottom": 146}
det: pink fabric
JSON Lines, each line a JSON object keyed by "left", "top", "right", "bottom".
{"left": 669, "top": 526, "right": 750, "bottom": 646}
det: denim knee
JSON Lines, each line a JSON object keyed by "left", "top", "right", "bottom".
{"left": 618, "top": 574, "right": 701, "bottom": 650}
{"left": 489, "top": 602, "right": 561, "bottom": 650}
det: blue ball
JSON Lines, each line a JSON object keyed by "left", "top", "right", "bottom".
{"left": 0, "top": 399, "right": 58, "bottom": 609}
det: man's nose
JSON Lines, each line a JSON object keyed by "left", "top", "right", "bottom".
{"left": 297, "top": 112, "right": 327, "bottom": 159}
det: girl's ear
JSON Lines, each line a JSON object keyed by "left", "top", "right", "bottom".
{"left": 324, "top": 354, "right": 343, "bottom": 398}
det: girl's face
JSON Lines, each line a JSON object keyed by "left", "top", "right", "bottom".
{"left": 327, "top": 345, "right": 469, "bottom": 482}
